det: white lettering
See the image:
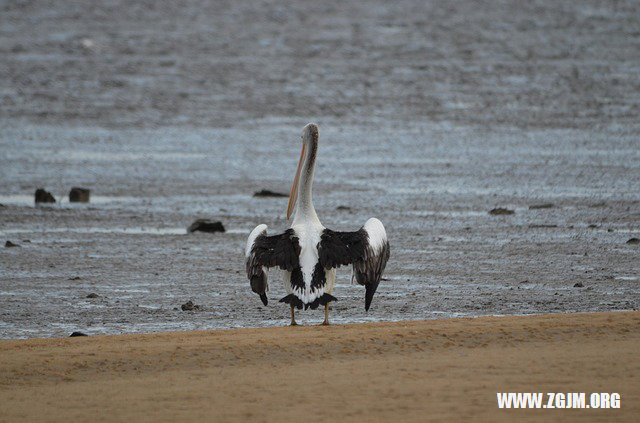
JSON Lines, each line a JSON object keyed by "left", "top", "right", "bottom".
{"left": 547, "top": 393, "right": 555, "bottom": 409}
{"left": 611, "top": 393, "right": 620, "bottom": 408}
{"left": 590, "top": 392, "right": 600, "bottom": 408}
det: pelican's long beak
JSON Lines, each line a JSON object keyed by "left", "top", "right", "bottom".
{"left": 287, "top": 144, "right": 306, "bottom": 220}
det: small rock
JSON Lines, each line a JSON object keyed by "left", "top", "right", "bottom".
{"left": 489, "top": 208, "right": 514, "bottom": 215}
{"left": 5, "top": 240, "right": 20, "bottom": 248}
{"left": 0, "top": 203, "right": 5, "bottom": 207}
{"left": 22, "top": 239, "right": 31, "bottom": 243}
{"left": 86, "top": 293, "right": 99, "bottom": 298}
{"left": 253, "top": 189, "right": 287, "bottom": 197}
{"left": 69, "top": 331, "right": 88, "bottom": 337}
{"left": 626, "top": 238, "right": 639, "bottom": 245}
{"left": 68, "top": 276, "right": 82, "bottom": 281}
{"left": 69, "top": 187, "right": 90, "bottom": 203}
{"left": 336, "top": 205, "right": 351, "bottom": 211}
{"left": 588, "top": 224, "right": 599, "bottom": 228}
{"left": 188, "top": 219, "right": 225, "bottom": 233}
{"left": 529, "top": 203, "right": 555, "bottom": 209}
{"left": 35, "top": 188, "right": 56, "bottom": 203}
{"left": 181, "top": 300, "right": 201, "bottom": 311}
{"left": 573, "top": 282, "right": 584, "bottom": 288}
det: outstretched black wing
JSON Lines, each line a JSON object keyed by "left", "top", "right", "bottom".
{"left": 245, "top": 224, "right": 300, "bottom": 305}
{"left": 318, "top": 218, "right": 390, "bottom": 311}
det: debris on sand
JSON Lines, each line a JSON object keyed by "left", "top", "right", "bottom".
{"left": 35, "top": 188, "right": 56, "bottom": 204}
{"left": 573, "top": 282, "right": 584, "bottom": 288}
{"left": 529, "top": 203, "right": 555, "bottom": 209}
{"left": 187, "top": 219, "right": 225, "bottom": 233}
{"left": 626, "top": 238, "right": 639, "bottom": 245}
{"left": 253, "top": 189, "right": 288, "bottom": 197}
{"left": 68, "top": 276, "right": 82, "bottom": 281}
{"left": 5, "top": 240, "right": 20, "bottom": 248}
{"left": 86, "top": 293, "right": 99, "bottom": 298}
{"left": 336, "top": 205, "right": 351, "bottom": 211}
{"left": 489, "top": 208, "right": 514, "bottom": 215}
{"left": 181, "top": 300, "right": 202, "bottom": 311}
{"left": 69, "top": 187, "right": 90, "bottom": 202}
{"left": 69, "top": 331, "right": 88, "bottom": 337}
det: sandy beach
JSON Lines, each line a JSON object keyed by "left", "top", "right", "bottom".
{"left": 1, "top": 311, "right": 638, "bottom": 421}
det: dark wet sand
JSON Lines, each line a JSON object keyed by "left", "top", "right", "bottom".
{"left": 1, "top": 1, "right": 639, "bottom": 338}
{"left": 1, "top": 312, "right": 639, "bottom": 422}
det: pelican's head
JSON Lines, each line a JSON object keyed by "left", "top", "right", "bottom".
{"left": 302, "top": 123, "right": 319, "bottom": 145}
{"left": 287, "top": 123, "right": 319, "bottom": 220}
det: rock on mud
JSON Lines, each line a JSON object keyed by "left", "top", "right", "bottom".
{"left": 86, "top": 293, "right": 99, "bottom": 298}
{"left": 188, "top": 219, "right": 225, "bottom": 233}
{"left": 489, "top": 208, "right": 514, "bottom": 215}
{"left": 529, "top": 203, "right": 555, "bottom": 209}
{"left": 69, "top": 187, "right": 90, "bottom": 202}
{"left": 626, "top": 238, "right": 639, "bottom": 245}
{"left": 253, "top": 189, "right": 287, "bottom": 197}
{"left": 574, "top": 282, "right": 584, "bottom": 288}
{"left": 5, "top": 240, "right": 20, "bottom": 248}
{"left": 181, "top": 300, "right": 202, "bottom": 311}
{"left": 35, "top": 188, "right": 55, "bottom": 203}
{"left": 69, "top": 331, "right": 88, "bottom": 337}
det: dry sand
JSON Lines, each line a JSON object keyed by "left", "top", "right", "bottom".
{"left": 1, "top": 311, "right": 638, "bottom": 422}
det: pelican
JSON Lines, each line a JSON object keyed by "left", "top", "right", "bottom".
{"left": 245, "top": 123, "right": 390, "bottom": 326}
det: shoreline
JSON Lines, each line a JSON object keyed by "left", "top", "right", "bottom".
{"left": 2, "top": 311, "right": 638, "bottom": 421}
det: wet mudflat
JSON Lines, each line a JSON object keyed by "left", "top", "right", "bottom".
{"left": 1, "top": 0, "right": 639, "bottom": 338}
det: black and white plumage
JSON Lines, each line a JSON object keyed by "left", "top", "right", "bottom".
{"left": 245, "top": 123, "right": 390, "bottom": 325}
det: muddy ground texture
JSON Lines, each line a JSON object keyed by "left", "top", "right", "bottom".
{"left": 1, "top": 0, "right": 639, "bottom": 338}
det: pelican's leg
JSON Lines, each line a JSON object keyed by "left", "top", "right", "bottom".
{"left": 321, "top": 303, "right": 330, "bottom": 326}
{"left": 290, "top": 305, "right": 298, "bottom": 326}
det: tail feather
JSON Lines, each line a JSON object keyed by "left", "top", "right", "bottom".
{"left": 365, "top": 282, "right": 379, "bottom": 311}
{"left": 280, "top": 293, "right": 336, "bottom": 310}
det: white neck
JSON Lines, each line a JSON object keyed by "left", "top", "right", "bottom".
{"left": 292, "top": 140, "right": 320, "bottom": 226}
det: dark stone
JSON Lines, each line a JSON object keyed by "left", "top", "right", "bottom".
{"left": 336, "top": 205, "right": 351, "bottom": 211}
{"left": 489, "top": 207, "right": 514, "bottom": 215}
{"left": 86, "top": 293, "right": 99, "bottom": 298}
{"left": 68, "top": 276, "right": 82, "bottom": 280}
{"left": 181, "top": 300, "right": 201, "bottom": 311}
{"left": 253, "top": 189, "right": 287, "bottom": 197}
{"left": 573, "top": 282, "right": 584, "bottom": 288}
{"left": 35, "top": 188, "right": 56, "bottom": 203}
{"left": 626, "top": 238, "right": 639, "bottom": 245}
{"left": 529, "top": 203, "right": 555, "bottom": 209}
{"left": 69, "top": 187, "right": 90, "bottom": 202}
{"left": 5, "top": 240, "right": 20, "bottom": 248}
{"left": 188, "top": 219, "right": 225, "bottom": 233}
{"left": 69, "top": 331, "right": 88, "bottom": 337}
{"left": 588, "top": 224, "right": 599, "bottom": 228}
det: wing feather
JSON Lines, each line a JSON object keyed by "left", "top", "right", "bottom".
{"left": 318, "top": 218, "right": 390, "bottom": 310}
{"left": 245, "top": 225, "right": 301, "bottom": 305}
